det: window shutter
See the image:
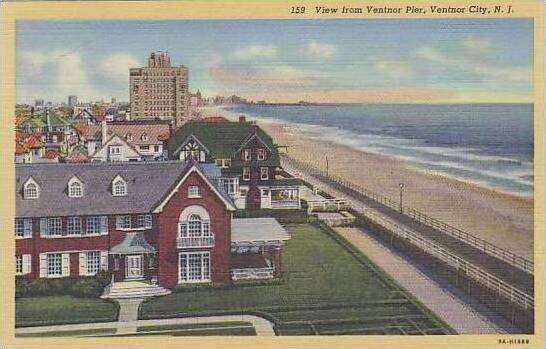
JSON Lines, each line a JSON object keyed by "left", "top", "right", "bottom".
{"left": 100, "top": 251, "right": 108, "bottom": 271}
{"left": 61, "top": 253, "right": 70, "bottom": 277}
{"left": 100, "top": 216, "right": 108, "bottom": 234}
{"left": 79, "top": 252, "right": 87, "bottom": 276}
{"left": 23, "top": 219, "right": 32, "bottom": 238}
{"left": 22, "top": 254, "right": 31, "bottom": 274}
{"left": 39, "top": 253, "right": 47, "bottom": 278}
{"left": 115, "top": 216, "right": 123, "bottom": 230}
{"left": 145, "top": 215, "right": 152, "bottom": 228}
{"left": 40, "top": 218, "right": 48, "bottom": 237}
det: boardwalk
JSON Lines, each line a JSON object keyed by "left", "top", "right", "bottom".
{"left": 282, "top": 157, "right": 533, "bottom": 301}
{"left": 336, "top": 227, "right": 518, "bottom": 333}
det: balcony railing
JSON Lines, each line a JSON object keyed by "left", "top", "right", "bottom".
{"left": 177, "top": 234, "right": 215, "bottom": 248}
{"left": 231, "top": 267, "right": 274, "bottom": 281}
{"left": 271, "top": 200, "right": 299, "bottom": 208}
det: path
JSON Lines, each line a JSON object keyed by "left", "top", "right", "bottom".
{"left": 15, "top": 314, "right": 275, "bottom": 336}
{"left": 115, "top": 298, "right": 143, "bottom": 335}
{"left": 336, "top": 226, "right": 519, "bottom": 334}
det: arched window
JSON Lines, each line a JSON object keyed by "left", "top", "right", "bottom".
{"left": 187, "top": 214, "right": 202, "bottom": 237}
{"left": 178, "top": 206, "right": 211, "bottom": 238}
{"left": 69, "top": 180, "right": 83, "bottom": 198}
{"left": 141, "top": 133, "right": 148, "bottom": 141}
{"left": 112, "top": 176, "right": 127, "bottom": 196}
{"left": 23, "top": 178, "right": 39, "bottom": 199}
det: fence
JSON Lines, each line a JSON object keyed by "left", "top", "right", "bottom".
{"left": 281, "top": 155, "right": 534, "bottom": 275}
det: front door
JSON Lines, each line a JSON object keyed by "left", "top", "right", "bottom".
{"left": 126, "top": 255, "right": 143, "bottom": 279}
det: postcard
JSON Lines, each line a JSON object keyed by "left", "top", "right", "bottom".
{"left": 0, "top": 0, "right": 544, "bottom": 348}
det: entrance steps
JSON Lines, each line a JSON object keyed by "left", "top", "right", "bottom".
{"left": 101, "top": 280, "right": 171, "bottom": 299}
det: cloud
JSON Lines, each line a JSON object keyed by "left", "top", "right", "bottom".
{"left": 306, "top": 41, "right": 336, "bottom": 59}
{"left": 375, "top": 61, "right": 414, "bottom": 79}
{"left": 233, "top": 45, "right": 278, "bottom": 60}
{"left": 462, "top": 36, "right": 493, "bottom": 54}
{"left": 209, "top": 63, "right": 326, "bottom": 89}
{"left": 98, "top": 53, "right": 140, "bottom": 82}
{"left": 415, "top": 46, "right": 530, "bottom": 82}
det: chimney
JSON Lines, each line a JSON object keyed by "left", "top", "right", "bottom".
{"left": 45, "top": 109, "right": 51, "bottom": 132}
{"left": 101, "top": 120, "right": 108, "bottom": 145}
{"left": 239, "top": 115, "right": 246, "bottom": 123}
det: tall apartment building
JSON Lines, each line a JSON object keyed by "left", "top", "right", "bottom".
{"left": 129, "top": 52, "right": 189, "bottom": 128}
{"left": 68, "top": 95, "right": 78, "bottom": 107}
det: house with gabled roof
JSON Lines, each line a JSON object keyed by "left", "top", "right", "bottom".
{"left": 15, "top": 160, "right": 290, "bottom": 295}
{"left": 166, "top": 117, "right": 301, "bottom": 210}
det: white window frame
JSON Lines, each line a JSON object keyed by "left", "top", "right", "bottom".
{"left": 219, "top": 178, "right": 238, "bottom": 195}
{"left": 86, "top": 216, "right": 108, "bottom": 235}
{"left": 47, "top": 253, "right": 63, "bottom": 277}
{"left": 109, "top": 146, "right": 121, "bottom": 155}
{"left": 15, "top": 218, "right": 32, "bottom": 239}
{"left": 112, "top": 176, "right": 127, "bottom": 196}
{"left": 243, "top": 149, "right": 251, "bottom": 161}
{"left": 68, "top": 177, "right": 83, "bottom": 198}
{"left": 15, "top": 255, "right": 23, "bottom": 275}
{"left": 47, "top": 217, "right": 62, "bottom": 237}
{"left": 137, "top": 214, "right": 153, "bottom": 229}
{"left": 67, "top": 217, "right": 82, "bottom": 235}
{"left": 116, "top": 215, "right": 132, "bottom": 230}
{"left": 257, "top": 148, "right": 266, "bottom": 160}
{"left": 242, "top": 167, "right": 250, "bottom": 181}
{"left": 188, "top": 185, "right": 201, "bottom": 198}
{"left": 86, "top": 251, "right": 101, "bottom": 275}
{"left": 260, "top": 167, "right": 269, "bottom": 180}
{"left": 178, "top": 251, "right": 211, "bottom": 284}
{"left": 23, "top": 178, "right": 39, "bottom": 199}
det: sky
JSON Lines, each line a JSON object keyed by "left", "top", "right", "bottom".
{"left": 16, "top": 19, "right": 533, "bottom": 104}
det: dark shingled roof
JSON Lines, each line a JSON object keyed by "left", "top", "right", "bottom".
{"left": 166, "top": 121, "right": 280, "bottom": 166}
{"left": 16, "top": 161, "right": 233, "bottom": 218}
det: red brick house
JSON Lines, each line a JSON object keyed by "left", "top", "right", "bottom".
{"left": 15, "top": 161, "right": 290, "bottom": 295}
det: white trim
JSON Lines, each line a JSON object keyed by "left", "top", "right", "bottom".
{"left": 23, "top": 177, "right": 40, "bottom": 199}
{"left": 112, "top": 175, "right": 127, "bottom": 196}
{"left": 68, "top": 176, "right": 84, "bottom": 198}
{"left": 22, "top": 254, "right": 31, "bottom": 275}
{"left": 178, "top": 251, "right": 211, "bottom": 284}
{"left": 173, "top": 134, "right": 210, "bottom": 157}
{"left": 179, "top": 205, "right": 210, "bottom": 221}
{"left": 153, "top": 165, "right": 236, "bottom": 213}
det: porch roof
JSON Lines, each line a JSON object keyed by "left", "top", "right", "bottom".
{"left": 110, "top": 232, "right": 156, "bottom": 255}
{"left": 231, "top": 218, "right": 291, "bottom": 246}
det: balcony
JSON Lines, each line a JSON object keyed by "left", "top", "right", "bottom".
{"left": 177, "top": 234, "right": 215, "bottom": 249}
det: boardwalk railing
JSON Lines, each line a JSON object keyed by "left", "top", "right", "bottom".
{"left": 281, "top": 155, "right": 534, "bottom": 275}
{"left": 364, "top": 208, "right": 534, "bottom": 310}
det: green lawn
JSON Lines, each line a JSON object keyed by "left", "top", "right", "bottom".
{"left": 16, "top": 328, "right": 117, "bottom": 338}
{"left": 136, "top": 321, "right": 253, "bottom": 332}
{"left": 141, "top": 223, "right": 453, "bottom": 335}
{"left": 16, "top": 296, "right": 119, "bottom": 327}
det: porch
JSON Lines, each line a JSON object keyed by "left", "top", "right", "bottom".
{"left": 109, "top": 232, "right": 157, "bottom": 283}
{"left": 230, "top": 218, "right": 291, "bottom": 281}
{"left": 101, "top": 279, "right": 171, "bottom": 299}
{"left": 260, "top": 178, "right": 302, "bottom": 210}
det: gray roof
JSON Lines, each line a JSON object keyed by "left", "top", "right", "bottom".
{"left": 110, "top": 232, "right": 156, "bottom": 255}
{"left": 16, "top": 160, "right": 234, "bottom": 218}
{"left": 231, "top": 218, "right": 291, "bottom": 245}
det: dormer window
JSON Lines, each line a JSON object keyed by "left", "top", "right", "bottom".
{"left": 243, "top": 149, "right": 251, "bottom": 161}
{"left": 23, "top": 178, "right": 39, "bottom": 199}
{"left": 126, "top": 133, "right": 133, "bottom": 141}
{"left": 68, "top": 177, "right": 83, "bottom": 198}
{"left": 112, "top": 176, "right": 127, "bottom": 196}
{"left": 141, "top": 133, "right": 148, "bottom": 141}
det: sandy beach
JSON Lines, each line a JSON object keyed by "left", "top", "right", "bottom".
{"left": 200, "top": 106, "right": 534, "bottom": 260}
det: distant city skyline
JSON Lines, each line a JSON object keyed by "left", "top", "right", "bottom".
{"left": 16, "top": 19, "right": 532, "bottom": 104}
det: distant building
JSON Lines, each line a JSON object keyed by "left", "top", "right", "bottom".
{"left": 129, "top": 51, "right": 189, "bottom": 129}
{"left": 68, "top": 95, "right": 78, "bottom": 107}
{"left": 34, "top": 99, "right": 45, "bottom": 109}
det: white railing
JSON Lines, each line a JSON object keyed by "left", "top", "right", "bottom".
{"left": 307, "top": 198, "right": 351, "bottom": 213}
{"left": 231, "top": 267, "right": 274, "bottom": 280}
{"left": 271, "top": 200, "right": 299, "bottom": 208}
{"left": 177, "top": 234, "right": 215, "bottom": 248}
{"left": 281, "top": 154, "right": 534, "bottom": 275}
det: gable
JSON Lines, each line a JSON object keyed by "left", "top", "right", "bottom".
{"left": 175, "top": 134, "right": 210, "bottom": 156}
{"left": 91, "top": 135, "right": 141, "bottom": 159}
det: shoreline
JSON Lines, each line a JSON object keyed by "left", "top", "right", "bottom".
{"left": 199, "top": 106, "right": 534, "bottom": 258}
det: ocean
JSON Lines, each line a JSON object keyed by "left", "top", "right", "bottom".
{"left": 223, "top": 103, "right": 534, "bottom": 197}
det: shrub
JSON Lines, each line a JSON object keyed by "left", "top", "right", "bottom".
{"left": 16, "top": 271, "right": 113, "bottom": 299}
{"left": 15, "top": 276, "right": 31, "bottom": 298}
{"left": 94, "top": 270, "right": 113, "bottom": 288}
{"left": 70, "top": 278, "right": 102, "bottom": 298}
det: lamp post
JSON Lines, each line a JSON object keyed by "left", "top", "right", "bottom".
{"left": 325, "top": 156, "right": 329, "bottom": 177}
{"left": 399, "top": 183, "right": 405, "bottom": 213}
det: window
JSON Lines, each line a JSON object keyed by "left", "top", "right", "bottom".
{"left": 154, "top": 145, "right": 160, "bottom": 152}
{"left": 257, "top": 148, "right": 266, "bottom": 160}
{"left": 182, "top": 150, "right": 200, "bottom": 161}
{"left": 137, "top": 214, "right": 152, "bottom": 229}
{"left": 125, "top": 133, "right": 133, "bottom": 141}
{"left": 179, "top": 252, "right": 210, "bottom": 283}
{"left": 260, "top": 167, "right": 269, "bottom": 180}
{"left": 47, "top": 253, "right": 62, "bottom": 277}
{"left": 243, "top": 149, "right": 251, "bottom": 161}
{"left": 215, "top": 159, "right": 232, "bottom": 168}
{"left": 86, "top": 216, "right": 107, "bottom": 235}
{"left": 219, "top": 178, "right": 238, "bottom": 195}
{"left": 15, "top": 218, "right": 32, "bottom": 238}
{"left": 140, "top": 145, "right": 150, "bottom": 151}
{"left": 112, "top": 177, "right": 127, "bottom": 196}
{"left": 180, "top": 214, "right": 210, "bottom": 238}
{"left": 109, "top": 146, "right": 121, "bottom": 155}
{"left": 15, "top": 255, "right": 23, "bottom": 274}
{"left": 67, "top": 217, "right": 82, "bottom": 235}
{"left": 225, "top": 159, "right": 231, "bottom": 167}
{"left": 23, "top": 179, "right": 39, "bottom": 199}
{"left": 188, "top": 185, "right": 201, "bottom": 198}
{"left": 42, "top": 217, "right": 62, "bottom": 236}
{"left": 86, "top": 252, "right": 101, "bottom": 275}
{"left": 239, "top": 187, "right": 248, "bottom": 196}
{"left": 242, "top": 167, "right": 250, "bottom": 181}
{"left": 68, "top": 179, "right": 83, "bottom": 198}
{"left": 141, "top": 133, "right": 148, "bottom": 141}
{"left": 116, "top": 215, "right": 131, "bottom": 230}
{"left": 261, "top": 189, "right": 270, "bottom": 197}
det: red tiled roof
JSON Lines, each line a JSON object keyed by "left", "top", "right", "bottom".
{"left": 43, "top": 149, "right": 60, "bottom": 159}
{"left": 203, "top": 116, "right": 229, "bottom": 123}
{"left": 15, "top": 131, "right": 45, "bottom": 154}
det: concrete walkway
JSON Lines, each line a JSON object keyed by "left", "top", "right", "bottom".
{"left": 15, "top": 314, "right": 275, "bottom": 336}
{"left": 336, "top": 226, "right": 519, "bottom": 334}
{"left": 115, "top": 298, "right": 143, "bottom": 334}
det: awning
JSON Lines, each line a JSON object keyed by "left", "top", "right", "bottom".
{"left": 231, "top": 218, "right": 291, "bottom": 247}
{"left": 110, "top": 232, "right": 156, "bottom": 255}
